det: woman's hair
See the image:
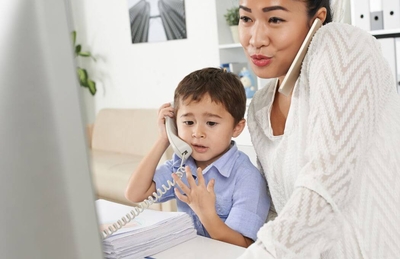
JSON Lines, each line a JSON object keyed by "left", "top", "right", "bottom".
{"left": 173, "top": 67, "right": 246, "bottom": 125}
{"left": 302, "top": 0, "right": 333, "bottom": 24}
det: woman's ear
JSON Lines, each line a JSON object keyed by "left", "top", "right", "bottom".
{"left": 232, "top": 119, "right": 246, "bottom": 138}
{"left": 315, "top": 7, "right": 327, "bottom": 24}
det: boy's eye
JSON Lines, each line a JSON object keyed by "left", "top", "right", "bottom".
{"left": 207, "top": 121, "right": 217, "bottom": 126}
{"left": 184, "top": 121, "right": 194, "bottom": 126}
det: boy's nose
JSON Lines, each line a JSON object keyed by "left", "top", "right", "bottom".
{"left": 191, "top": 128, "right": 205, "bottom": 138}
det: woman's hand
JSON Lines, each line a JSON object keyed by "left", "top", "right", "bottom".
{"left": 157, "top": 102, "right": 174, "bottom": 141}
{"left": 172, "top": 166, "right": 217, "bottom": 220}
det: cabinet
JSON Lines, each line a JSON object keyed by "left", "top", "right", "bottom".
{"left": 348, "top": 0, "right": 400, "bottom": 92}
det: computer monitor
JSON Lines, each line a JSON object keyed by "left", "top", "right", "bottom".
{"left": 0, "top": 0, "right": 104, "bottom": 258}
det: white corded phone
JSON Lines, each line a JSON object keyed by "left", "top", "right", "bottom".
{"left": 165, "top": 114, "right": 193, "bottom": 176}
{"left": 101, "top": 107, "right": 192, "bottom": 239}
{"left": 278, "top": 18, "right": 322, "bottom": 96}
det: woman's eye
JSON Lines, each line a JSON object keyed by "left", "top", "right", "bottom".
{"left": 240, "top": 16, "right": 251, "bottom": 23}
{"left": 207, "top": 122, "right": 217, "bottom": 126}
{"left": 269, "top": 17, "right": 283, "bottom": 24}
{"left": 184, "top": 121, "right": 194, "bottom": 126}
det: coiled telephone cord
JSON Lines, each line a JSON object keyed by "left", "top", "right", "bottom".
{"left": 101, "top": 165, "right": 186, "bottom": 239}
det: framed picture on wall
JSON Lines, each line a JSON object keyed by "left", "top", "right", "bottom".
{"left": 127, "top": 0, "right": 187, "bottom": 44}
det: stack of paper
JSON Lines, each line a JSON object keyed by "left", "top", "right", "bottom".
{"left": 96, "top": 199, "right": 197, "bottom": 259}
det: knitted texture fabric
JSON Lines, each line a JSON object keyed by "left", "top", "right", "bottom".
{"left": 244, "top": 22, "right": 400, "bottom": 258}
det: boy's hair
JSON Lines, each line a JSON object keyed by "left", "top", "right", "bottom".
{"left": 173, "top": 67, "right": 247, "bottom": 125}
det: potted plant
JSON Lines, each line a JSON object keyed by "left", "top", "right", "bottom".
{"left": 71, "top": 31, "right": 97, "bottom": 96}
{"left": 224, "top": 6, "right": 240, "bottom": 43}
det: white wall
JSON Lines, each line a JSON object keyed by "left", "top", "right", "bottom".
{"left": 69, "top": 0, "right": 220, "bottom": 123}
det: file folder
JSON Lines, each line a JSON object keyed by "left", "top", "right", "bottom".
{"left": 382, "top": 0, "right": 400, "bottom": 29}
{"left": 351, "top": 0, "right": 371, "bottom": 31}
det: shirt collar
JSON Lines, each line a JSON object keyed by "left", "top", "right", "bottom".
{"left": 197, "top": 140, "right": 239, "bottom": 178}
{"left": 171, "top": 140, "right": 239, "bottom": 178}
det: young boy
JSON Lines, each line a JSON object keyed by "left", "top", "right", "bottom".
{"left": 125, "top": 67, "right": 270, "bottom": 248}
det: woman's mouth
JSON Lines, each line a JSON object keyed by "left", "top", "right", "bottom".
{"left": 251, "top": 54, "right": 272, "bottom": 67}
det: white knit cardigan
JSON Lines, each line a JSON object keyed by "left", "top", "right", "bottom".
{"left": 239, "top": 22, "right": 400, "bottom": 258}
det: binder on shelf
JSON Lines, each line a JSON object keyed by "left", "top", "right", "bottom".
{"left": 370, "top": 11, "right": 384, "bottom": 30}
{"left": 350, "top": 0, "right": 371, "bottom": 31}
{"left": 378, "top": 38, "right": 397, "bottom": 92}
{"left": 382, "top": 0, "right": 400, "bottom": 30}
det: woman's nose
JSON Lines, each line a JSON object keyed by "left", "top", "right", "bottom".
{"left": 249, "top": 21, "right": 270, "bottom": 49}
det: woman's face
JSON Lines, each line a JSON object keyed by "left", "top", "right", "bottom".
{"left": 238, "top": 0, "right": 311, "bottom": 81}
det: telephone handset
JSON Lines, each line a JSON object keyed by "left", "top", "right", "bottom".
{"left": 100, "top": 105, "right": 192, "bottom": 239}
{"left": 278, "top": 18, "right": 322, "bottom": 96}
{"left": 165, "top": 114, "right": 192, "bottom": 176}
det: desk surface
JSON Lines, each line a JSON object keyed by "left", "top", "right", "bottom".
{"left": 152, "top": 235, "right": 245, "bottom": 259}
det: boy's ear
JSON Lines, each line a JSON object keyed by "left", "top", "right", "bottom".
{"left": 232, "top": 119, "right": 246, "bottom": 138}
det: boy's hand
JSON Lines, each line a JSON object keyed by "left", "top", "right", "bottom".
{"left": 172, "top": 166, "right": 217, "bottom": 219}
{"left": 157, "top": 102, "right": 174, "bottom": 141}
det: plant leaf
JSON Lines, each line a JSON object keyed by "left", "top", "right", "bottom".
{"left": 78, "top": 51, "right": 91, "bottom": 57}
{"left": 72, "top": 30, "right": 97, "bottom": 96}
{"left": 71, "top": 30, "right": 76, "bottom": 46}
{"left": 75, "top": 44, "right": 82, "bottom": 55}
{"left": 78, "top": 52, "right": 97, "bottom": 62}
{"left": 77, "top": 67, "right": 88, "bottom": 87}
{"left": 87, "top": 80, "right": 97, "bottom": 95}
{"left": 224, "top": 7, "right": 239, "bottom": 26}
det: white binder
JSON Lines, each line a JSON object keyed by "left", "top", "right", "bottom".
{"left": 370, "top": 11, "right": 384, "bottom": 30}
{"left": 351, "top": 0, "right": 371, "bottom": 31}
{"left": 382, "top": 0, "right": 400, "bottom": 29}
{"left": 378, "top": 38, "right": 397, "bottom": 92}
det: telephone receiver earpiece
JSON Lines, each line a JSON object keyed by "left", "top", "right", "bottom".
{"left": 165, "top": 105, "right": 192, "bottom": 161}
{"left": 278, "top": 18, "right": 323, "bottom": 96}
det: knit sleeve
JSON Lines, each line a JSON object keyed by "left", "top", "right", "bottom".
{"left": 239, "top": 22, "right": 394, "bottom": 258}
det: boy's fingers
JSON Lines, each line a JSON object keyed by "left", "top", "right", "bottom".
{"left": 206, "top": 179, "right": 215, "bottom": 193}
{"left": 185, "top": 166, "right": 197, "bottom": 187}
{"left": 196, "top": 167, "right": 205, "bottom": 185}
{"left": 174, "top": 188, "right": 188, "bottom": 203}
{"left": 172, "top": 173, "right": 190, "bottom": 194}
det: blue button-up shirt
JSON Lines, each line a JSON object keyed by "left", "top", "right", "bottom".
{"left": 153, "top": 141, "right": 270, "bottom": 241}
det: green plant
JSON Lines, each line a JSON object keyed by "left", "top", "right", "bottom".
{"left": 71, "top": 31, "right": 97, "bottom": 96}
{"left": 224, "top": 7, "right": 240, "bottom": 26}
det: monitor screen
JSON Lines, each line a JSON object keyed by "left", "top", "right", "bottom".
{"left": 0, "top": 0, "right": 104, "bottom": 258}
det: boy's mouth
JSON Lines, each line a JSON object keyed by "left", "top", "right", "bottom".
{"left": 191, "top": 144, "right": 208, "bottom": 153}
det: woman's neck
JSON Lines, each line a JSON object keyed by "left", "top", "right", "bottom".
{"left": 270, "top": 78, "right": 292, "bottom": 136}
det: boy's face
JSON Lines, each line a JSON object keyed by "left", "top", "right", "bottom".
{"left": 176, "top": 93, "right": 244, "bottom": 169}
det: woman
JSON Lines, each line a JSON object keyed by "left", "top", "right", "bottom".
{"left": 237, "top": 0, "right": 400, "bottom": 258}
